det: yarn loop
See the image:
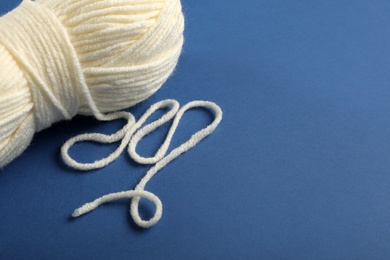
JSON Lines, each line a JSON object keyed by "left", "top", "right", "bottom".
{"left": 68, "top": 100, "right": 223, "bottom": 228}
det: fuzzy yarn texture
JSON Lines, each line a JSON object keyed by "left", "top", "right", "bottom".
{"left": 0, "top": 0, "right": 223, "bottom": 228}
{"left": 0, "top": 0, "right": 184, "bottom": 167}
{"left": 67, "top": 99, "right": 222, "bottom": 228}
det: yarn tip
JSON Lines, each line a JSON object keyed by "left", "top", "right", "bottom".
{"left": 71, "top": 202, "right": 96, "bottom": 217}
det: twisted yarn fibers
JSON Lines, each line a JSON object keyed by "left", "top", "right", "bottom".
{"left": 67, "top": 99, "right": 222, "bottom": 228}
{"left": 0, "top": 0, "right": 223, "bottom": 228}
{"left": 0, "top": 0, "right": 184, "bottom": 167}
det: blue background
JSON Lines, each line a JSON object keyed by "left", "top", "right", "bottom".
{"left": 2, "top": 0, "right": 390, "bottom": 259}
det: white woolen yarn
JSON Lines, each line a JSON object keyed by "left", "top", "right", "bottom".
{"left": 67, "top": 99, "right": 222, "bottom": 228}
{"left": 0, "top": 0, "right": 184, "bottom": 167}
{"left": 0, "top": 0, "right": 223, "bottom": 229}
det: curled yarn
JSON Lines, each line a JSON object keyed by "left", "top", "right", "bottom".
{"left": 68, "top": 99, "right": 222, "bottom": 228}
{"left": 0, "top": 0, "right": 184, "bottom": 167}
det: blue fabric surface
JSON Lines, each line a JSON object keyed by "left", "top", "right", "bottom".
{"left": 2, "top": 0, "right": 390, "bottom": 259}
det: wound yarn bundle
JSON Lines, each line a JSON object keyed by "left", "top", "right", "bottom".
{"left": 0, "top": 0, "right": 184, "bottom": 167}
{"left": 0, "top": 0, "right": 223, "bottom": 228}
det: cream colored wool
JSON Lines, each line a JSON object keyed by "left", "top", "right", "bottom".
{"left": 0, "top": 0, "right": 184, "bottom": 167}
{"left": 0, "top": 0, "right": 223, "bottom": 229}
{"left": 67, "top": 99, "right": 222, "bottom": 228}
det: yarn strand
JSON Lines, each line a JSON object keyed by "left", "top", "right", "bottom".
{"left": 68, "top": 100, "right": 223, "bottom": 228}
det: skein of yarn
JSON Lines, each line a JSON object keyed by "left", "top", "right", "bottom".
{"left": 0, "top": 0, "right": 184, "bottom": 167}
{"left": 0, "top": 0, "right": 223, "bottom": 228}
